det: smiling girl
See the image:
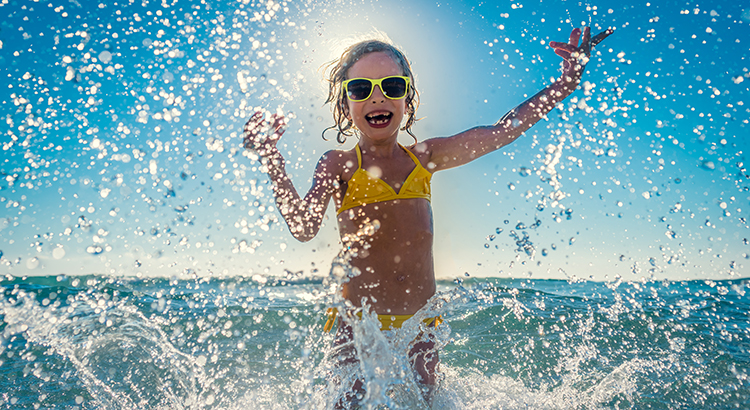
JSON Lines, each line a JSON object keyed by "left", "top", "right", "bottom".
{"left": 243, "top": 27, "right": 612, "bottom": 407}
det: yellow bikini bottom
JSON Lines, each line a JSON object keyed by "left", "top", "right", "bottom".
{"left": 323, "top": 308, "right": 442, "bottom": 333}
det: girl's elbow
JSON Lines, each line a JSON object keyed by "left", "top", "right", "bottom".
{"left": 291, "top": 228, "right": 318, "bottom": 242}
{"left": 294, "top": 233, "right": 314, "bottom": 242}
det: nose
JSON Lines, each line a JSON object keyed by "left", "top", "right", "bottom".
{"left": 370, "top": 85, "right": 386, "bottom": 101}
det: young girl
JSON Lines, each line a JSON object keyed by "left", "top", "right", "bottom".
{"left": 243, "top": 26, "right": 612, "bottom": 406}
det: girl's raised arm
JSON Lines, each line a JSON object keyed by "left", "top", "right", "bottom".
{"left": 243, "top": 112, "right": 340, "bottom": 242}
{"left": 422, "top": 27, "right": 613, "bottom": 172}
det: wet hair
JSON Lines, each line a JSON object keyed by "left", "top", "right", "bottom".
{"left": 322, "top": 40, "right": 420, "bottom": 144}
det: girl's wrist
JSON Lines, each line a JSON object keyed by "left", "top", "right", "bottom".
{"left": 259, "top": 146, "right": 281, "bottom": 159}
{"left": 260, "top": 148, "right": 285, "bottom": 174}
{"left": 554, "top": 74, "right": 580, "bottom": 94}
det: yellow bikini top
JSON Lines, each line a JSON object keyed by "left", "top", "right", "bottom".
{"left": 337, "top": 144, "right": 432, "bottom": 215}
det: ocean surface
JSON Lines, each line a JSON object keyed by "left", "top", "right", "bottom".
{"left": 1, "top": 274, "right": 748, "bottom": 409}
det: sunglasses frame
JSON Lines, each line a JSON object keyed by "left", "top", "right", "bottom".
{"left": 342, "top": 76, "right": 411, "bottom": 102}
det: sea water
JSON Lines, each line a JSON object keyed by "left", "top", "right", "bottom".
{"left": 1, "top": 274, "right": 748, "bottom": 409}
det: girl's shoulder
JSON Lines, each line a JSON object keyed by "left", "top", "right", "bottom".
{"left": 404, "top": 141, "right": 433, "bottom": 170}
{"left": 318, "top": 147, "right": 358, "bottom": 180}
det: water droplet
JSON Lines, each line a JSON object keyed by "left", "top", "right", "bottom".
{"left": 52, "top": 246, "right": 65, "bottom": 259}
{"left": 26, "top": 257, "right": 40, "bottom": 269}
{"left": 86, "top": 245, "right": 104, "bottom": 255}
{"left": 98, "top": 50, "right": 112, "bottom": 64}
{"left": 700, "top": 160, "right": 716, "bottom": 170}
{"left": 366, "top": 166, "right": 383, "bottom": 179}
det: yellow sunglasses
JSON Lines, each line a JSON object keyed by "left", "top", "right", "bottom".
{"left": 342, "top": 76, "right": 410, "bottom": 102}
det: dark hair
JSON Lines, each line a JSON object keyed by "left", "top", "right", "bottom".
{"left": 322, "top": 40, "right": 420, "bottom": 144}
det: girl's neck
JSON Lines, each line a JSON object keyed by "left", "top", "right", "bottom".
{"left": 358, "top": 134, "right": 401, "bottom": 158}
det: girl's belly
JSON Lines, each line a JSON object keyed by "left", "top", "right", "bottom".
{"left": 337, "top": 199, "right": 436, "bottom": 315}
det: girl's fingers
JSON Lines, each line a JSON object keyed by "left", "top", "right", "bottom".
{"left": 243, "top": 111, "right": 287, "bottom": 150}
{"left": 243, "top": 112, "right": 267, "bottom": 150}
{"left": 581, "top": 27, "right": 592, "bottom": 55}
{"left": 270, "top": 113, "right": 286, "bottom": 127}
{"left": 552, "top": 27, "right": 614, "bottom": 50}
{"left": 592, "top": 28, "right": 615, "bottom": 47}
{"left": 249, "top": 111, "right": 264, "bottom": 124}
{"left": 245, "top": 112, "right": 265, "bottom": 132}
{"left": 568, "top": 27, "right": 581, "bottom": 47}
{"left": 553, "top": 48, "right": 570, "bottom": 59}
{"left": 269, "top": 114, "right": 287, "bottom": 135}
{"left": 549, "top": 26, "right": 614, "bottom": 74}
{"left": 550, "top": 42, "right": 578, "bottom": 54}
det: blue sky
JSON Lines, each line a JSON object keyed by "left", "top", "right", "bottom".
{"left": 1, "top": 0, "right": 748, "bottom": 281}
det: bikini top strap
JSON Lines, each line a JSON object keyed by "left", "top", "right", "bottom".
{"left": 399, "top": 143, "right": 421, "bottom": 167}
{"left": 355, "top": 144, "right": 363, "bottom": 170}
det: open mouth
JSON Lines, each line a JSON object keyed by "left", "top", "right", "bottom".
{"left": 365, "top": 112, "right": 393, "bottom": 127}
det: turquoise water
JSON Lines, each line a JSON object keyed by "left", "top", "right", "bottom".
{"left": 2, "top": 275, "right": 748, "bottom": 409}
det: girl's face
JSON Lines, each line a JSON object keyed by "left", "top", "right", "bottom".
{"left": 345, "top": 52, "right": 407, "bottom": 144}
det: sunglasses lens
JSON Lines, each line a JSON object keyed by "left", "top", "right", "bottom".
{"left": 346, "top": 79, "right": 372, "bottom": 101}
{"left": 381, "top": 77, "right": 408, "bottom": 99}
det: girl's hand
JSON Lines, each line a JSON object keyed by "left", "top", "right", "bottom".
{"left": 243, "top": 111, "right": 287, "bottom": 156}
{"left": 549, "top": 27, "right": 614, "bottom": 85}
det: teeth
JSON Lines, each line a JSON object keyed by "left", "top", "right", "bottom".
{"left": 366, "top": 113, "right": 392, "bottom": 125}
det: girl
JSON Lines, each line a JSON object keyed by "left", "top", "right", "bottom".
{"left": 243, "top": 26, "right": 612, "bottom": 406}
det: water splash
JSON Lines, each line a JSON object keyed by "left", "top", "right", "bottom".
{"left": 2, "top": 275, "right": 749, "bottom": 408}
